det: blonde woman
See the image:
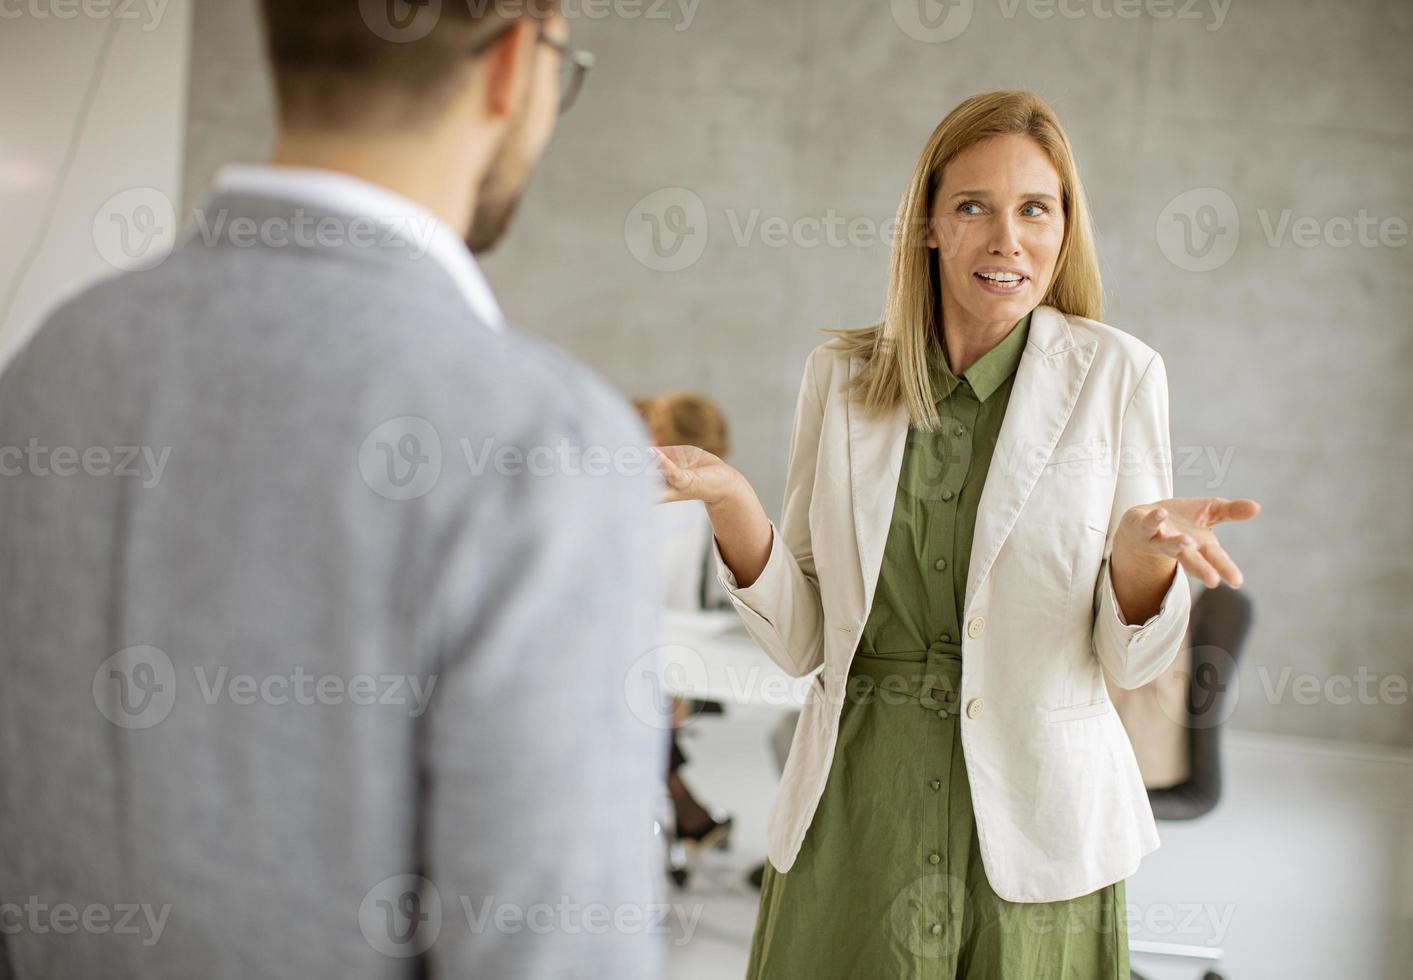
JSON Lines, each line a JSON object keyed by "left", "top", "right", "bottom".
{"left": 651, "top": 90, "right": 1261, "bottom": 977}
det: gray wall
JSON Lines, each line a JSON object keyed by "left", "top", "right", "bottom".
{"left": 1, "top": 1, "right": 190, "bottom": 367}
{"left": 186, "top": 0, "right": 1413, "bottom": 750}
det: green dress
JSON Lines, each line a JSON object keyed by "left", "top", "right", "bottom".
{"left": 745, "top": 313, "right": 1129, "bottom": 979}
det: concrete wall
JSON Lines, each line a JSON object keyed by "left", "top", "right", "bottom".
{"left": 0, "top": 0, "right": 191, "bottom": 366}
{"left": 183, "top": 0, "right": 1412, "bottom": 750}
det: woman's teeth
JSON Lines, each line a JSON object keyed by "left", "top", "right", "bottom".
{"left": 974, "top": 271, "right": 1026, "bottom": 293}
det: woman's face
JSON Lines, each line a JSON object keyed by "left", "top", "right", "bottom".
{"left": 926, "top": 133, "right": 1065, "bottom": 330}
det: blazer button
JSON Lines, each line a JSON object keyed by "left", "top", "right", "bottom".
{"left": 965, "top": 698, "right": 984, "bottom": 719}
{"left": 967, "top": 616, "right": 985, "bottom": 638}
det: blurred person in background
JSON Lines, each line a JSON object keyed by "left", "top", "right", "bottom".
{"left": 0, "top": 2, "right": 667, "bottom": 979}
{"left": 637, "top": 392, "right": 737, "bottom": 859}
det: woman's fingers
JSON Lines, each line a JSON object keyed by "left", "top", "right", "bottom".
{"left": 650, "top": 446, "right": 710, "bottom": 504}
{"left": 1147, "top": 509, "right": 1189, "bottom": 556}
{"left": 1173, "top": 539, "right": 1221, "bottom": 589}
{"left": 649, "top": 448, "right": 690, "bottom": 502}
{"left": 1209, "top": 497, "right": 1262, "bottom": 525}
{"left": 1146, "top": 504, "right": 1245, "bottom": 590}
{"left": 1198, "top": 538, "right": 1244, "bottom": 589}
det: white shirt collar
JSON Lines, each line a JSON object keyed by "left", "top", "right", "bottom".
{"left": 210, "top": 164, "right": 506, "bottom": 333}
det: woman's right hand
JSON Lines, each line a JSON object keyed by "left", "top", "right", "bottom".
{"left": 652, "top": 445, "right": 773, "bottom": 588}
{"left": 649, "top": 444, "right": 742, "bottom": 507}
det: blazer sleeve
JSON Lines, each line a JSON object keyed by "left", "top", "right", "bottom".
{"left": 1092, "top": 351, "right": 1194, "bottom": 689}
{"left": 709, "top": 348, "right": 827, "bottom": 678}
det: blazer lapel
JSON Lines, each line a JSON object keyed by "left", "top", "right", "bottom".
{"left": 965, "top": 305, "right": 1095, "bottom": 613}
{"left": 846, "top": 355, "right": 910, "bottom": 623}
{"left": 844, "top": 305, "right": 1096, "bottom": 626}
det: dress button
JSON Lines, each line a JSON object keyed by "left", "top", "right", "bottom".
{"left": 930, "top": 923, "right": 943, "bottom": 937}
{"left": 936, "top": 708, "right": 947, "bottom": 718}
{"left": 939, "top": 633, "right": 950, "bottom": 643}
{"left": 967, "top": 616, "right": 985, "bottom": 638}
{"left": 965, "top": 698, "right": 984, "bottom": 719}
{"left": 934, "top": 558, "right": 947, "bottom": 571}
{"left": 954, "top": 425, "right": 965, "bottom": 436}
{"left": 930, "top": 779, "right": 942, "bottom": 790}
{"left": 941, "top": 489, "right": 954, "bottom": 500}
{"left": 928, "top": 852, "right": 941, "bottom": 865}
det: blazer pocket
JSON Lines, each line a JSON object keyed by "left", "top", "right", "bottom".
{"left": 1040, "top": 439, "right": 1110, "bottom": 470}
{"left": 1047, "top": 698, "right": 1113, "bottom": 723}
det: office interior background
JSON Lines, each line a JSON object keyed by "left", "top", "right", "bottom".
{"left": 1, "top": 0, "right": 1409, "bottom": 977}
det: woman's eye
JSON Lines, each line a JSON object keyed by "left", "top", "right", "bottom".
{"left": 958, "top": 202, "right": 983, "bottom": 215}
{"left": 1021, "top": 202, "right": 1049, "bottom": 217}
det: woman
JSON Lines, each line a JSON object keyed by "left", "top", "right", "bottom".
{"left": 651, "top": 90, "right": 1260, "bottom": 978}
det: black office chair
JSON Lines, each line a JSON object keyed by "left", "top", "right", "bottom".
{"left": 1131, "top": 584, "right": 1254, "bottom": 980}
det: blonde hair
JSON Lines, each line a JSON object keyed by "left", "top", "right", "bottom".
{"left": 823, "top": 90, "right": 1103, "bottom": 431}
{"left": 635, "top": 392, "right": 731, "bottom": 460}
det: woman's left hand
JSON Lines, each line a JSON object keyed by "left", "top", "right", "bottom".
{"left": 1113, "top": 496, "right": 1262, "bottom": 590}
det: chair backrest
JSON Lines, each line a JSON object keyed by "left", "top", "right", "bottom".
{"left": 1185, "top": 585, "right": 1255, "bottom": 727}
{"left": 1144, "top": 584, "right": 1256, "bottom": 821}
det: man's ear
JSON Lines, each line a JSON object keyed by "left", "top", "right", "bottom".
{"left": 480, "top": 20, "right": 535, "bottom": 119}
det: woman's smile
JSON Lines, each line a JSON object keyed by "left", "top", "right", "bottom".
{"left": 973, "top": 266, "right": 1030, "bottom": 295}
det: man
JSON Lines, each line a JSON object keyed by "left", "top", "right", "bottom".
{"left": 0, "top": 2, "right": 667, "bottom": 977}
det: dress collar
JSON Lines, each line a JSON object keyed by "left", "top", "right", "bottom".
{"left": 929, "top": 311, "right": 1032, "bottom": 403}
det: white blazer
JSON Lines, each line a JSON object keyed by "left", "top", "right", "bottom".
{"left": 711, "top": 304, "right": 1192, "bottom": 903}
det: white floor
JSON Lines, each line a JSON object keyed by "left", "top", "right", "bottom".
{"left": 661, "top": 704, "right": 1413, "bottom": 980}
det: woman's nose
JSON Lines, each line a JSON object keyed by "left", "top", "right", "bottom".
{"left": 987, "top": 214, "right": 1023, "bottom": 257}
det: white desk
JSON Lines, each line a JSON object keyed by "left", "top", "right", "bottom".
{"left": 653, "top": 608, "right": 819, "bottom": 709}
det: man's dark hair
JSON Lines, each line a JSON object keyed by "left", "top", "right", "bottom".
{"left": 258, "top": 0, "right": 558, "bottom": 131}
